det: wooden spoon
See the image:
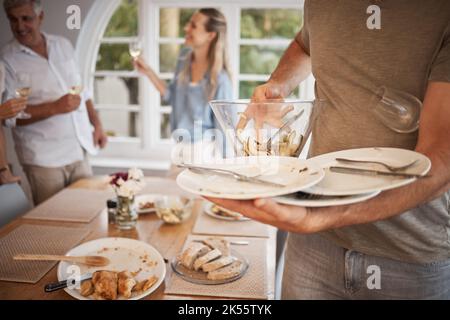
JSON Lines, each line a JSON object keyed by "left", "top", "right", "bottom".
{"left": 13, "top": 254, "right": 110, "bottom": 267}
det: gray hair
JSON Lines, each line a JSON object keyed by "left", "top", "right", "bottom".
{"left": 3, "top": 0, "right": 42, "bottom": 15}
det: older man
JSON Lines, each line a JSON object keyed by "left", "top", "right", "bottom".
{"left": 1, "top": 0, "right": 108, "bottom": 204}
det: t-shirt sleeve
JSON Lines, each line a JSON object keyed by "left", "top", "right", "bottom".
{"left": 295, "top": 0, "right": 310, "bottom": 55}
{"left": 429, "top": 24, "right": 450, "bottom": 82}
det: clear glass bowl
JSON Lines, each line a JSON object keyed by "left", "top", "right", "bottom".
{"left": 210, "top": 99, "right": 314, "bottom": 158}
{"left": 155, "top": 196, "right": 193, "bottom": 224}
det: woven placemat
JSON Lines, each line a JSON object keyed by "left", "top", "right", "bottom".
{"left": 192, "top": 205, "right": 270, "bottom": 238}
{"left": 0, "top": 224, "right": 90, "bottom": 283}
{"left": 24, "top": 188, "right": 113, "bottom": 223}
{"left": 165, "top": 235, "right": 269, "bottom": 299}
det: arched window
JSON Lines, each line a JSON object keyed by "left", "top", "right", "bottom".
{"left": 77, "top": 0, "right": 314, "bottom": 169}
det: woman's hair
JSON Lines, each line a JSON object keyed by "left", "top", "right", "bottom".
{"left": 179, "top": 8, "right": 231, "bottom": 100}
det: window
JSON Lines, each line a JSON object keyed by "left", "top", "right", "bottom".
{"left": 79, "top": 0, "right": 314, "bottom": 168}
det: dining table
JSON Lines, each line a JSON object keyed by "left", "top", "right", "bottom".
{"left": 0, "top": 175, "right": 277, "bottom": 300}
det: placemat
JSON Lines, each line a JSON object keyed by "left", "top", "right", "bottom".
{"left": 0, "top": 224, "right": 90, "bottom": 283}
{"left": 24, "top": 188, "right": 113, "bottom": 223}
{"left": 165, "top": 234, "right": 269, "bottom": 299}
{"left": 192, "top": 203, "right": 271, "bottom": 238}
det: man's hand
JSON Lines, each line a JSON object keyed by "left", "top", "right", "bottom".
{"left": 54, "top": 94, "right": 81, "bottom": 114}
{"left": 205, "top": 197, "right": 316, "bottom": 233}
{"left": 0, "top": 97, "right": 27, "bottom": 120}
{"left": 93, "top": 125, "right": 108, "bottom": 149}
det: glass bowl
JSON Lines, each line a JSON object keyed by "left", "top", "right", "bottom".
{"left": 155, "top": 196, "right": 193, "bottom": 224}
{"left": 209, "top": 99, "right": 314, "bottom": 158}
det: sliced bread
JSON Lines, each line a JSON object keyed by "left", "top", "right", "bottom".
{"left": 207, "top": 260, "right": 244, "bottom": 280}
{"left": 203, "top": 237, "right": 230, "bottom": 256}
{"left": 179, "top": 242, "right": 211, "bottom": 269}
{"left": 202, "top": 256, "right": 235, "bottom": 272}
{"left": 193, "top": 248, "right": 222, "bottom": 271}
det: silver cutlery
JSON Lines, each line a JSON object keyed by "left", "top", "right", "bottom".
{"left": 45, "top": 272, "right": 93, "bottom": 292}
{"left": 266, "top": 109, "right": 305, "bottom": 150}
{"left": 193, "top": 239, "right": 249, "bottom": 245}
{"left": 335, "top": 158, "right": 419, "bottom": 172}
{"left": 178, "top": 164, "right": 286, "bottom": 188}
{"left": 329, "top": 166, "right": 431, "bottom": 179}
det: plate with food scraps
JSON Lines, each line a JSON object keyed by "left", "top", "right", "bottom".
{"left": 274, "top": 190, "right": 381, "bottom": 207}
{"left": 203, "top": 201, "right": 250, "bottom": 221}
{"left": 134, "top": 194, "right": 163, "bottom": 214}
{"left": 57, "top": 237, "right": 166, "bottom": 300}
{"left": 176, "top": 156, "right": 324, "bottom": 200}
{"left": 303, "top": 147, "right": 431, "bottom": 196}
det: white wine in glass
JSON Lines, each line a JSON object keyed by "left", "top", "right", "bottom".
{"left": 69, "top": 85, "right": 83, "bottom": 95}
{"left": 15, "top": 72, "right": 32, "bottom": 119}
{"left": 129, "top": 40, "right": 142, "bottom": 60}
{"left": 68, "top": 72, "right": 83, "bottom": 95}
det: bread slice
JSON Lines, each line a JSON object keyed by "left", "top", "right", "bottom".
{"left": 202, "top": 256, "right": 235, "bottom": 272}
{"left": 203, "top": 237, "right": 230, "bottom": 256}
{"left": 207, "top": 260, "right": 244, "bottom": 280}
{"left": 193, "top": 248, "right": 222, "bottom": 271}
{"left": 179, "top": 242, "right": 211, "bottom": 269}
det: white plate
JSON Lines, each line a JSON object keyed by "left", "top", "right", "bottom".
{"left": 134, "top": 194, "right": 163, "bottom": 214}
{"left": 57, "top": 237, "right": 166, "bottom": 300}
{"left": 304, "top": 147, "right": 431, "bottom": 196}
{"left": 176, "top": 156, "right": 325, "bottom": 200}
{"left": 203, "top": 202, "right": 250, "bottom": 221}
{"left": 274, "top": 190, "right": 381, "bottom": 207}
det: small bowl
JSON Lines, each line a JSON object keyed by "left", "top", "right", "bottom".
{"left": 155, "top": 196, "right": 193, "bottom": 224}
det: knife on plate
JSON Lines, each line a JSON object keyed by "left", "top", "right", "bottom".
{"left": 44, "top": 272, "right": 93, "bottom": 292}
{"left": 329, "top": 166, "right": 431, "bottom": 179}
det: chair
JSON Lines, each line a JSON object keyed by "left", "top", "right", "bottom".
{"left": 0, "top": 183, "right": 31, "bottom": 228}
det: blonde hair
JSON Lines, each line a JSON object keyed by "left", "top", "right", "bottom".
{"left": 179, "top": 8, "right": 231, "bottom": 100}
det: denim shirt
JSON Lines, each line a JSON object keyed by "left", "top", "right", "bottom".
{"left": 163, "top": 48, "right": 233, "bottom": 142}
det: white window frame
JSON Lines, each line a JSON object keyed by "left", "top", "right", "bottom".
{"left": 76, "top": 0, "right": 313, "bottom": 170}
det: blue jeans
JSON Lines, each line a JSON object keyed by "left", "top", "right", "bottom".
{"left": 281, "top": 233, "right": 450, "bottom": 299}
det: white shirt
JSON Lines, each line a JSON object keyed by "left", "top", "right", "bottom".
{"left": 0, "top": 33, "right": 97, "bottom": 167}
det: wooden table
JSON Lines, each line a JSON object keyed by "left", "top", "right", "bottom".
{"left": 0, "top": 176, "right": 276, "bottom": 300}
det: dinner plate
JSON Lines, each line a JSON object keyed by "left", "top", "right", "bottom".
{"left": 176, "top": 156, "right": 325, "bottom": 200}
{"left": 171, "top": 249, "right": 249, "bottom": 285}
{"left": 57, "top": 237, "right": 166, "bottom": 300}
{"left": 303, "top": 147, "right": 431, "bottom": 196}
{"left": 203, "top": 201, "right": 250, "bottom": 221}
{"left": 134, "top": 194, "right": 163, "bottom": 214}
{"left": 274, "top": 190, "right": 381, "bottom": 207}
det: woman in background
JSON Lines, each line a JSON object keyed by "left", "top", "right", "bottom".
{"left": 0, "top": 61, "right": 27, "bottom": 185}
{"left": 134, "top": 8, "right": 233, "bottom": 164}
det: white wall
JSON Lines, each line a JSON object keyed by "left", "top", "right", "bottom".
{"left": 1, "top": 0, "right": 95, "bottom": 200}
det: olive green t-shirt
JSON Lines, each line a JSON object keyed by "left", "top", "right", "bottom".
{"left": 294, "top": 0, "right": 450, "bottom": 262}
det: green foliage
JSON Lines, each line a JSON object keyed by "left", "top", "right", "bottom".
{"left": 104, "top": 0, "right": 138, "bottom": 37}
{"left": 241, "top": 9, "right": 302, "bottom": 39}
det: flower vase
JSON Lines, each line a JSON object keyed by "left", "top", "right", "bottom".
{"left": 115, "top": 195, "right": 138, "bottom": 230}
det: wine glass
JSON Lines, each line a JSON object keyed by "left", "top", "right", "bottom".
{"left": 68, "top": 72, "right": 83, "bottom": 95}
{"left": 15, "top": 72, "right": 32, "bottom": 119}
{"left": 371, "top": 86, "right": 422, "bottom": 133}
{"left": 129, "top": 39, "right": 142, "bottom": 60}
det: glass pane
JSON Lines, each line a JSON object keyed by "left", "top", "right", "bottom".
{"left": 240, "top": 45, "right": 285, "bottom": 74}
{"left": 160, "top": 8, "right": 196, "bottom": 38}
{"left": 160, "top": 112, "right": 172, "bottom": 139}
{"left": 240, "top": 9, "right": 302, "bottom": 39}
{"left": 96, "top": 44, "right": 134, "bottom": 71}
{"left": 99, "top": 110, "right": 141, "bottom": 138}
{"left": 239, "top": 81, "right": 265, "bottom": 99}
{"left": 94, "top": 77, "right": 140, "bottom": 105}
{"left": 104, "top": 0, "right": 138, "bottom": 37}
{"left": 159, "top": 43, "right": 182, "bottom": 73}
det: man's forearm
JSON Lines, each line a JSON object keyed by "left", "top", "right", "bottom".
{"left": 16, "top": 102, "right": 57, "bottom": 126}
{"left": 269, "top": 39, "right": 312, "bottom": 97}
{"left": 86, "top": 99, "right": 102, "bottom": 129}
